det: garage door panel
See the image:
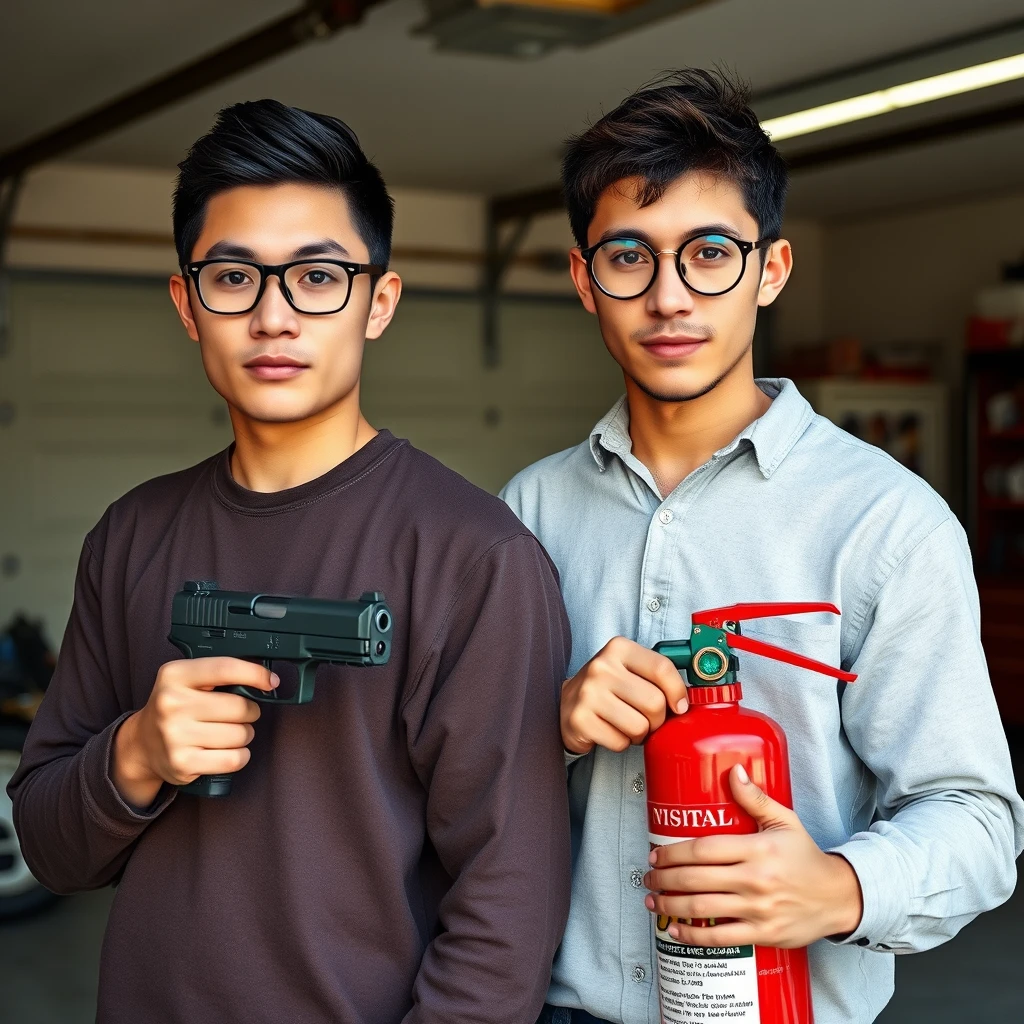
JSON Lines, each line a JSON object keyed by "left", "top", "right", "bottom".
{"left": 18, "top": 280, "right": 198, "bottom": 381}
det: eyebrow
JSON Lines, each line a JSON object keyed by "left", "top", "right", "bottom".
{"left": 199, "top": 238, "right": 353, "bottom": 262}
{"left": 291, "top": 239, "right": 352, "bottom": 260}
{"left": 595, "top": 223, "right": 742, "bottom": 246}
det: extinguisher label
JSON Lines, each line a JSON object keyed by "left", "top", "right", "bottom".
{"left": 649, "top": 834, "right": 760, "bottom": 1023}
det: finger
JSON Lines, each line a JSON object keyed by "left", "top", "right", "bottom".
{"left": 646, "top": 892, "right": 747, "bottom": 922}
{"left": 645, "top": 865, "right": 743, "bottom": 895}
{"left": 610, "top": 671, "right": 671, "bottom": 731}
{"left": 170, "top": 746, "right": 252, "bottom": 783}
{"left": 666, "top": 920, "right": 757, "bottom": 948}
{"left": 172, "top": 657, "right": 280, "bottom": 692}
{"left": 190, "top": 691, "right": 263, "bottom": 724}
{"left": 591, "top": 693, "right": 658, "bottom": 745}
{"left": 729, "top": 764, "right": 798, "bottom": 831}
{"left": 179, "top": 721, "right": 255, "bottom": 750}
{"left": 570, "top": 709, "right": 641, "bottom": 754}
{"left": 611, "top": 639, "right": 688, "bottom": 714}
{"left": 650, "top": 835, "right": 752, "bottom": 867}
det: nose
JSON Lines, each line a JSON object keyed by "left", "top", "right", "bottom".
{"left": 250, "top": 274, "right": 300, "bottom": 338}
{"left": 645, "top": 252, "right": 696, "bottom": 320}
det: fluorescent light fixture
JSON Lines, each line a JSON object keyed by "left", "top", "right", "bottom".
{"left": 762, "top": 52, "right": 1024, "bottom": 142}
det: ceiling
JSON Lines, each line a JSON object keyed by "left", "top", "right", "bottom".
{"left": 2, "top": 0, "right": 1024, "bottom": 220}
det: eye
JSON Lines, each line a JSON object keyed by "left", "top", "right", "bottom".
{"left": 696, "top": 246, "right": 728, "bottom": 261}
{"left": 218, "top": 269, "right": 253, "bottom": 287}
{"left": 605, "top": 246, "right": 650, "bottom": 267}
{"left": 301, "top": 268, "right": 338, "bottom": 286}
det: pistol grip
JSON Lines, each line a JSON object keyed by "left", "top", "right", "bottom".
{"left": 179, "top": 774, "right": 233, "bottom": 798}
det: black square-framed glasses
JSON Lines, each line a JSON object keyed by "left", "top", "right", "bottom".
{"left": 185, "top": 258, "right": 384, "bottom": 315}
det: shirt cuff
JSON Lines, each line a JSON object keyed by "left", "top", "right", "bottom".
{"left": 78, "top": 712, "right": 176, "bottom": 838}
{"left": 825, "top": 833, "right": 910, "bottom": 951}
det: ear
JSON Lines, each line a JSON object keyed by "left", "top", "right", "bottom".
{"left": 569, "top": 248, "right": 599, "bottom": 315}
{"left": 169, "top": 273, "right": 200, "bottom": 343}
{"left": 365, "top": 271, "right": 402, "bottom": 341}
{"left": 756, "top": 239, "right": 793, "bottom": 308}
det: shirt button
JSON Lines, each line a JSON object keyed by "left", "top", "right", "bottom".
{"left": 632, "top": 965, "right": 647, "bottom": 983}
{"left": 659, "top": 509, "right": 674, "bottom": 524}
{"left": 630, "top": 869, "right": 645, "bottom": 889}
{"left": 648, "top": 598, "right": 661, "bottom": 612}
{"left": 631, "top": 773, "right": 645, "bottom": 794}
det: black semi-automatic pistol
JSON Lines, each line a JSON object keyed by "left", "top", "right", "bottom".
{"left": 168, "top": 580, "right": 392, "bottom": 797}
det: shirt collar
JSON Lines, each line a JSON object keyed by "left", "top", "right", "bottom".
{"left": 589, "top": 378, "right": 814, "bottom": 480}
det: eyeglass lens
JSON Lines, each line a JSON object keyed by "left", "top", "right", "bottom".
{"left": 591, "top": 234, "right": 747, "bottom": 298}
{"left": 196, "top": 262, "right": 352, "bottom": 314}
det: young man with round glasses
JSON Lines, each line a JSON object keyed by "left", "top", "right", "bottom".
{"left": 10, "top": 100, "right": 572, "bottom": 1024}
{"left": 502, "top": 69, "right": 1023, "bottom": 1024}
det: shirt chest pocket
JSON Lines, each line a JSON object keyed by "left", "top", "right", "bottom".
{"left": 742, "top": 616, "right": 842, "bottom": 668}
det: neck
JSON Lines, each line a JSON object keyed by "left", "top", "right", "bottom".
{"left": 227, "top": 389, "right": 377, "bottom": 492}
{"left": 625, "top": 352, "right": 770, "bottom": 497}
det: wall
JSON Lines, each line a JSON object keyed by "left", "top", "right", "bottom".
{"left": 6, "top": 162, "right": 578, "bottom": 296}
{"left": 819, "top": 187, "right": 1024, "bottom": 510}
{"left": 821, "top": 189, "right": 1024, "bottom": 379}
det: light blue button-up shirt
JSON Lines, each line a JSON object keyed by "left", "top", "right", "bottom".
{"left": 501, "top": 379, "right": 1024, "bottom": 1024}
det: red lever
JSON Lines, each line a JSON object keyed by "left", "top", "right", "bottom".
{"left": 692, "top": 602, "right": 856, "bottom": 683}
{"left": 725, "top": 632, "right": 857, "bottom": 683}
{"left": 693, "top": 602, "right": 841, "bottom": 628}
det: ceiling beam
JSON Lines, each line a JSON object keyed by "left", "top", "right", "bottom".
{"left": 490, "top": 92, "right": 1024, "bottom": 222}
{"left": 0, "top": 0, "right": 381, "bottom": 181}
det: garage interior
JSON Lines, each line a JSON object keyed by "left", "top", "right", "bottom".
{"left": 1, "top": 0, "right": 1023, "bottom": 1021}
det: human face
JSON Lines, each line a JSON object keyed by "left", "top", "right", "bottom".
{"left": 569, "top": 171, "right": 791, "bottom": 403}
{"left": 169, "top": 182, "right": 400, "bottom": 424}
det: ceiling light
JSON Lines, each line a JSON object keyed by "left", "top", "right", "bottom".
{"left": 416, "top": 0, "right": 715, "bottom": 59}
{"left": 762, "top": 52, "right": 1024, "bottom": 142}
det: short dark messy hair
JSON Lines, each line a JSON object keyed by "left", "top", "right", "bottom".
{"left": 562, "top": 68, "right": 788, "bottom": 248}
{"left": 173, "top": 99, "right": 394, "bottom": 270}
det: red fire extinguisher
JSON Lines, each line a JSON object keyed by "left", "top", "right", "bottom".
{"left": 644, "top": 602, "right": 858, "bottom": 1024}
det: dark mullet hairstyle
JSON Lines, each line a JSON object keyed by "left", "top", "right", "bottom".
{"left": 173, "top": 99, "right": 394, "bottom": 271}
{"left": 562, "top": 68, "right": 788, "bottom": 250}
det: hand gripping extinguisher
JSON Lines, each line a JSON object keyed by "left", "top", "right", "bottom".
{"left": 644, "top": 602, "right": 857, "bottom": 1024}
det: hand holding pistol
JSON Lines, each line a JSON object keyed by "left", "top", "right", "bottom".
{"left": 113, "top": 581, "right": 392, "bottom": 803}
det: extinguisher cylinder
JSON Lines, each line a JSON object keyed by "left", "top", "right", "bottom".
{"left": 644, "top": 695, "right": 815, "bottom": 1024}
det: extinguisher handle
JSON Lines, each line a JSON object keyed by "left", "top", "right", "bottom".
{"left": 726, "top": 630, "right": 857, "bottom": 683}
{"left": 693, "top": 602, "right": 841, "bottom": 628}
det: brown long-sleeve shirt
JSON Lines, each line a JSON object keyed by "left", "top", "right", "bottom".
{"left": 9, "top": 431, "right": 572, "bottom": 1024}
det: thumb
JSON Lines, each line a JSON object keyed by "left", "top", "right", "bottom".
{"left": 729, "top": 764, "right": 797, "bottom": 831}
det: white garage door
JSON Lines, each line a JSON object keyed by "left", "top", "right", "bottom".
{"left": 0, "top": 273, "right": 623, "bottom": 643}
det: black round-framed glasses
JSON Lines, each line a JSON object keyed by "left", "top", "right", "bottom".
{"left": 185, "top": 258, "right": 384, "bottom": 315}
{"left": 580, "top": 233, "right": 774, "bottom": 300}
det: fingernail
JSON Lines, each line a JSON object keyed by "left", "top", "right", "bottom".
{"left": 735, "top": 763, "right": 750, "bottom": 784}
{"left": 644, "top": 895, "right": 655, "bottom": 910}
{"left": 676, "top": 699, "right": 688, "bottom": 714}
{"left": 649, "top": 850, "right": 658, "bottom": 865}
{"left": 270, "top": 672, "right": 281, "bottom": 688}
{"left": 668, "top": 925, "right": 679, "bottom": 938}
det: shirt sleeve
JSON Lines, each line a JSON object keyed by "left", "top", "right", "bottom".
{"left": 402, "top": 533, "right": 572, "bottom": 1024}
{"left": 7, "top": 533, "right": 173, "bottom": 895}
{"left": 828, "top": 516, "right": 1024, "bottom": 953}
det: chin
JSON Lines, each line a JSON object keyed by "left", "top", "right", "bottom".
{"left": 630, "top": 367, "right": 721, "bottom": 404}
{"left": 231, "top": 394, "right": 325, "bottom": 424}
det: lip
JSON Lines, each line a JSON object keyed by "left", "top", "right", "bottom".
{"left": 243, "top": 354, "right": 309, "bottom": 381}
{"left": 640, "top": 335, "right": 708, "bottom": 359}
